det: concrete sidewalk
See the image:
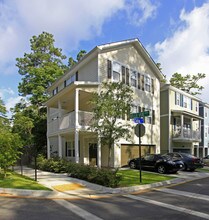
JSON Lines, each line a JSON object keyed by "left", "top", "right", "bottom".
{"left": 1, "top": 166, "right": 209, "bottom": 199}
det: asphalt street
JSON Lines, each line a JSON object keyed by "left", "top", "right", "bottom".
{"left": 1, "top": 176, "right": 209, "bottom": 220}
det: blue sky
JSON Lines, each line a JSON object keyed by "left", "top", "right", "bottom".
{"left": 0, "top": 0, "right": 209, "bottom": 113}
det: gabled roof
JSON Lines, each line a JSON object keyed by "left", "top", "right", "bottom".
{"left": 48, "top": 38, "right": 164, "bottom": 91}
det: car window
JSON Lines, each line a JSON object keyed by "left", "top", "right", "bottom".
{"left": 173, "top": 153, "right": 181, "bottom": 158}
{"left": 144, "top": 155, "right": 154, "bottom": 161}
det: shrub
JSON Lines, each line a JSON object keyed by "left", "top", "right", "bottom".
{"left": 36, "top": 155, "right": 121, "bottom": 187}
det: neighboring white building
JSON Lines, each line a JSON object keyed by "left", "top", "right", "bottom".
{"left": 199, "top": 101, "right": 209, "bottom": 157}
{"left": 160, "top": 84, "right": 202, "bottom": 156}
{"left": 45, "top": 39, "right": 164, "bottom": 168}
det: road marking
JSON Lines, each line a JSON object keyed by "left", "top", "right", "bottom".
{"left": 124, "top": 194, "right": 209, "bottom": 220}
{"left": 156, "top": 188, "right": 209, "bottom": 202}
{"left": 54, "top": 199, "right": 103, "bottom": 220}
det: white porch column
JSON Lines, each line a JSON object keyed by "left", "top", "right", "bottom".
{"left": 181, "top": 114, "right": 184, "bottom": 137}
{"left": 190, "top": 118, "right": 193, "bottom": 139}
{"left": 75, "top": 88, "right": 79, "bottom": 163}
{"left": 58, "top": 135, "right": 62, "bottom": 157}
{"left": 97, "top": 137, "right": 101, "bottom": 168}
{"left": 47, "top": 137, "right": 50, "bottom": 159}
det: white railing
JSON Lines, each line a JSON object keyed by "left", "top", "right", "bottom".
{"left": 172, "top": 127, "right": 201, "bottom": 141}
{"left": 48, "top": 111, "right": 93, "bottom": 134}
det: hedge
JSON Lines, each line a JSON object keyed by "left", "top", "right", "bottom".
{"left": 37, "top": 155, "right": 121, "bottom": 188}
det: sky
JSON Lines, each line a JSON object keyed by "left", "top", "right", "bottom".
{"left": 0, "top": 0, "right": 209, "bottom": 114}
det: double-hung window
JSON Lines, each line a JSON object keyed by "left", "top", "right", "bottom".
{"left": 65, "top": 141, "right": 75, "bottom": 157}
{"left": 112, "top": 62, "right": 121, "bottom": 82}
{"left": 145, "top": 76, "right": 151, "bottom": 92}
{"left": 183, "top": 96, "right": 187, "bottom": 108}
{"left": 131, "top": 105, "right": 138, "bottom": 113}
{"left": 131, "top": 70, "right": 137, "bottom": 88}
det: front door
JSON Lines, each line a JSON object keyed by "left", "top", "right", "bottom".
{"left": 89, "top": 143, "right": 97, "bottom": 166}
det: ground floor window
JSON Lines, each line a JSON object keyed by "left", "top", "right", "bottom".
{"left": 65, "top": 141, "right": 75, "bottom": 157}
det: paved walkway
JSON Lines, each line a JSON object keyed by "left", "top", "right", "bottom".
{"left": 1, "top": 166, "right": 209, "bottom": 199}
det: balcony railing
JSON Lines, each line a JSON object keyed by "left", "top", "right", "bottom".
{"left": 172, "top": 127, "right": 201, "bottom": 142}
{"left": 48, "top": 111, "right": 93, "bottom": 134}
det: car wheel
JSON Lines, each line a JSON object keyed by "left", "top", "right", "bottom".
{"left": 189, "top": 168, "right": 195, "bottom": 172}
{"left": 183, "top": 163, "right": 187, "bottom": 171}
{"left": 157, "top": 165, "right": 166, "bottom": 174}
{"left": 129, "top": 161, "right": 136, "bottom": 169}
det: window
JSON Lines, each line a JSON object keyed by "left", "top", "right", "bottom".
{"left": 205, "top": 127, "right": 208, "bottom": 138}
{"left": 145, "top": 76, "right": 151, "bottom": 92}
{"left": 183, "top": 96, "right": 187, "bottom": 108}
{"left": 65, "top": 141, "right": 75, "bottom": 157}
{"left": 187, "top": 97, "right": 191, "bottom": 110}
{"left": 145, "top": 108, "right": 151, "bottom": 124}
{"left": 131, "top": 105, "right": 138, "bottom": 113}
{"left": 52, "top": 87, "right": 58, "bottom": 96}
{"left": 175, "top": 92, "right": 180, "bottom": 105}
{"left": 131, "top": 70, "right": 137, "bottom": 87}
{"left": 64, "top": 74, "right": 76, "bottom": 87}
{"left": 112, "top": 61, "right": 121, "bottom": 82}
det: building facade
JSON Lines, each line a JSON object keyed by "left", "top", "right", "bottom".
{"left": 199, "top": 102, "right": 209, "bottom": 157}
{"left": 45, "top": 39, "right": 163, "bottom": 168}
{"left": 160, "top": 84, "right": 202, "bottom": 156}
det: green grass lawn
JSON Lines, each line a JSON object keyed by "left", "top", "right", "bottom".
{"left": 197, "top": 167, "right": 209, "bottom": 172}
{"left": 0, "top": 171, "right": 51, "bottom": 191}
{"left": 117, "top": 169, "right": 176, "bottom": 187}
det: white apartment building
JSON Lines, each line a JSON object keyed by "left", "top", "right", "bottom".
{"left": 45, "top": 39, "right": 164, "bottom": 168}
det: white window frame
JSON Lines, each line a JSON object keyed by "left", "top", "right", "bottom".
{"left": 66, "top": 141, "right": 75, "bottom": 157}
{"left": 65, "top": 74, "right": 76, "bottom": 87}
{"left": 131, "top": 105, "right": 138, "bottom": 113}
{"left": 130, "top": 69, "right": 137, "bottom": 88}
{"left": 112, "top": 61, "right": 121, "bottom": 82}
{"left": 183, "top": 96, "right": 187, "bottom": 108}
{"left": 145, "top": 76, "right": 151, "bottom": 92}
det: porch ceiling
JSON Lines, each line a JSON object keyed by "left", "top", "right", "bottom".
{"left": 171, "top": 110, "right": 203, "bottom": 120}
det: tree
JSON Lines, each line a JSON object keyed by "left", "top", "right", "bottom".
{"left": 90, "top": 82, "right": 134, "bottom": 167}
{"left": 16, "top": 31, "right": 68, "bottom": 106}
{"left": 170, "top": 72, "right": 206, "bottom": 95}
{"left": 0, "top": 98, "right": 9, "bottom": 130}
{"left": 68, "top": 50, "right": 87, "bottom": 68}
{"left": 0, "top": 131, "right": 22, "bottom": 177}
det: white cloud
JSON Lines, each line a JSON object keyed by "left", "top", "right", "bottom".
{"left": 125, "top": 0, "right": 159, "bottom": 26}
{"left": 5, "top": 96, "right": 22, "bottom": 113}
{"left": 0, "top": 0, "right": 125, "bottom": 77}
{"left": 0, "top": 88, "right": 15, "bottom": 99}
{"left": 154, "top": 3, "right": 209, "bottom": 103}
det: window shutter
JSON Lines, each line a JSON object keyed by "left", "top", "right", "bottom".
{"left": 107, "top": 60, "right": 112, "bottom": 79}
{"left": 138, "top": 106, "right": 141, "bottom": 113}
{"left": 126, "top": 68, "right": 129, "bottom": 85}
{"left": 191, "top": 99, "right": 193, "bottom": 110}
{"left": 65, "top": 142, "right": 68, "bottom": 156}
{"left": 75, "top": 71, "right": 78, "bottom": 81}
{"left": 122, "top": 66, "right": 126, "bottom": 84}
{"left": 152, "top": 110, "right": 155, "bottom": 124}
{"left": 151, "top": 78, "right": 154, "bottom": 94}
{"left": 138, "top": 73, "right": 141, "bottom": 89}
{"left": 141, "top": 75, "right": 144, "bottom": 91}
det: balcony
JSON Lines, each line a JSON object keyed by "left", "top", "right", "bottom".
{"left": 172, "top": 127, "right": 201, "bottom": 142}
{"left": 48, "top": 111, "right": 93, "bottom": 135}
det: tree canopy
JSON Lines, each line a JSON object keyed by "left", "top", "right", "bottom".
{"left": 68, "top": 50, "right": 87, "bottom": 68}
{"left": 90, "top": 82, "right": 134, "bottom": 167}
{"left": 170, "top": 72, "right": 206, "bottom": 95}
{"left": 16, "top": 32, "right": 68, "bottom": 106}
